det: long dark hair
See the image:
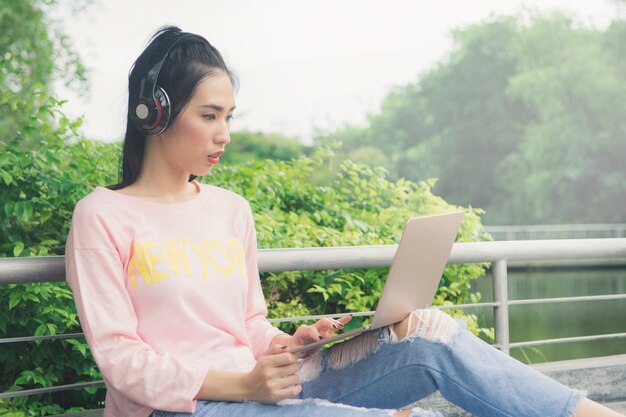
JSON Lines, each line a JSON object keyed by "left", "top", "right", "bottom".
{"left": 107, "top": 25, "right": 239, "bottom": 190}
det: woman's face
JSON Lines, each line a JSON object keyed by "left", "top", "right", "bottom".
{"left": 158, "top": 71, "right": 235, "bottom": 177}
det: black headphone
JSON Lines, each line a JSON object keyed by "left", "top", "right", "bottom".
{"left": 130, "top": 31, "right": 206, "bottom": 136}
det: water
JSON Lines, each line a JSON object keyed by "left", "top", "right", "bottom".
{"left": 470, "top": 263, "right": 626, "bottom": 364}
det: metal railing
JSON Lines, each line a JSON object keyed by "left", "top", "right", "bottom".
{"left": 484, "top": 223, "right": 626, "bottom": 240}
{"left": 1, "top": 238, "right": 626, "bottom": 400}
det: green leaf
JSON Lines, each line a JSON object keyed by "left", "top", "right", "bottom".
{"left": 9, "top": 292, "right": 21, "bottom": 310}
{"left": 35, "top": 324, "right": 48, "bottom": 337}
{"left": 22, "top": 202, "right": 33, "bottom": 220}
{"left": 0, "top": 168, "right": 12, "bottom": 185}
{"left": 3, "top": 202, "right": 13, "bottom": 217}
{"left": 13, "top": 241, "right": 24, "bottom": 257}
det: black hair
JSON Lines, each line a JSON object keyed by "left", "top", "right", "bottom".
{"left": 107, "top": 25, "right": 239, "bottom": 190}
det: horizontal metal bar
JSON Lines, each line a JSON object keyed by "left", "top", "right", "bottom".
{"left": 267, "top": 302, "right": 500, "bottom": 323}
{"left": 0, "top": 380, "right": 104, "bottom": 399}
{"left": 510, "top": 332, "right": 626, "bottom": 349}
{"left": 446, "top": 239, "right": 626, "bottom": 265}
{"left": 2, "top": 238, "right": 625, "bottom": 284}
{"left": 437, "top": 301, "right": 499, "bottom": 310}
{"left": 0, "top": 332, "right": 85, "bottom": 344}
{"left": 509, "top": 294, "right": 626, "bottom": 306}
{"left": 0, "top": 256, "right": 66, "bottom": 285}
{"left": 268, "top": 311, "right": 373, "bottom": 323}
{"left": 484, "top": 224, "right": 626, "bottom": 232}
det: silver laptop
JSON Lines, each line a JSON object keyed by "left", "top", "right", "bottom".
{"left": 291, "top": 211, "right": 464, "bottom": 356}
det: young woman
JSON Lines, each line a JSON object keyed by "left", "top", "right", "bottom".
{"left": 64, "top": 25, "right": 623, "bottom": 417}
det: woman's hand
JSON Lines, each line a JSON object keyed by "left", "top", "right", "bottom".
{"left": 243, "top": 344, "right": 302, "bottom": 404}
{"left": 287, "top": 315, "right": 353, "bottom": 358}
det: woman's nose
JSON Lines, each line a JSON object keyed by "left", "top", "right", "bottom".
{"left": 214, "top": 125, "right": 231, "bottom": 145}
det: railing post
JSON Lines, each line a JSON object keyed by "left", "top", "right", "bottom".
{"left": 493, "top": 259, "right": 510, "bottom": 354}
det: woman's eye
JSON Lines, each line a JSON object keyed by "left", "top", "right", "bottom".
{"left": 202, "top": 114, "right": 234, "bottom": 122}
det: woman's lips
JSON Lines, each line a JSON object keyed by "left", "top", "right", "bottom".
{"left": 208, "top": 151, "right": 223, "bottom": 164}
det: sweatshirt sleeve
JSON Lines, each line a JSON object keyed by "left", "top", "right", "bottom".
{"left": 65, "top": 203, "right": 210, "bottom": 412}
{"left": 242, "top": 200, "right": 288, "bottom": 359}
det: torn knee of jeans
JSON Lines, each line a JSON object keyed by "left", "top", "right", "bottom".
{"left": 279, "top": 398, "right": 369, "bottom": 410}
{"left": 326, "top": 330, "right": 379, "bottom": 370}
{"left": 297, "top": 350, "right": 323, "bottom": 383}
{"left": 296, "top": 330, "right": 381, "bottom": 381}
{"left": 389, "top": 308, "right": 459, "bottom": 344}
{"left": 279, "top": 398, "right": 386, "bottom": 413}
{"left": 405, "top": 405, "right": 446, "bottom": 417}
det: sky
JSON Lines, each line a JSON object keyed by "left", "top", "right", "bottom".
{"left": 52, "top": 0, "right": 620, "bottom": 145}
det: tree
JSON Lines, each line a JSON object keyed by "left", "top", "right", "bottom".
{"left": 314, "top": 11, "right": 626, "bottom": 225}
{"left": 0, "top": 0, "right": 92, "bottom": 149}
{"left": 498, "top": 16, "right": 626, "bottom": 223}
{"left": 315, "top": 15, "right": 533, "bottom": 219}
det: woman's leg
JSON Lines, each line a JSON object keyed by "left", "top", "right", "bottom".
{"left": 297, "top": 308, "right": 590, "bottom": 417}
{"left": 572, "top": 398, "right": 625, "bottom": 417}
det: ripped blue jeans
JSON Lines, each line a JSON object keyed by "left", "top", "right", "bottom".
{"left": 150, "top": 308, "right": 586, "bottom": 417}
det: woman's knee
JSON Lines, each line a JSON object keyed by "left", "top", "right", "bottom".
{"left": 298, "top": 309, "right": 461, "bottom": 384}
{"left": 298, "top": 330, "right": 381, "bottom": 383}
{"left": 390, "top": 308, "right": 459, "bottom": 344}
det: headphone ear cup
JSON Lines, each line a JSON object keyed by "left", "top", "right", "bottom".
{"left": 144, "top": 86, "right": 171, "bottom": 136}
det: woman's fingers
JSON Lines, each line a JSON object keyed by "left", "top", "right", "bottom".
{"left": 265, "top": 343, "right": 289, "bottom": 356}
{"left": 294, "top": 324, "right": 323, "bottom": 344}
{"left": 248, "top": 345, "right": 302, "bottom": 404}
{"left": 278, "top": 373, "right": 301, "bottom": 388}
{"left": 314, "top": 315, "right": 353, "bottom": 338}
{"left": 274, "top": 361, "right": 300, "bottom": 379}
{"left": 295, "top": 315, "right": 355, "bottom": 346}
{"left": 337, "top": 314, "right": 353, "bottom": 326}
{"left": 274, "top": 353, "right": 298, "bottom": 369}
{"left": 276, "top": 380, "right": 303, "bottom": 398}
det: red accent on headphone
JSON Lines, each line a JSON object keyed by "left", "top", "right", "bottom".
{"left": 145, "top": 96, "right": 163, "bottom": 130}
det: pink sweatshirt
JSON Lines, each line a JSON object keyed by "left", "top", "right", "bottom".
{"left": 64, "top": 180, "right": 287, "bottom": 417}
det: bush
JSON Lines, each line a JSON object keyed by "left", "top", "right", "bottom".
{"left": 209, "top": 142, "right": 490, "bottom": 336}
{"left": 0, "top": 89, "right": 117, "bottom": 416}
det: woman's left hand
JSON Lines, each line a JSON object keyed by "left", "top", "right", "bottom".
{"left": 287, "top": 315, "right": 352, "bottom": 358}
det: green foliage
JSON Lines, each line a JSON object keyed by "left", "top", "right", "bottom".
{"left": 0, "top": 0, "right": 93, "bottom": 150}
{"left": 0, "top": 89, "right": 119, "bottom": 258}
{"left": 498, "top": 16, "right": 626, "bottom": 223}
{"left": 1, "top": 1, "right": 106, "bottom": 414}
{"left": 222, "top": 130, "right": 310, "bottom": 164}
{"left": 314, "top": 12, "right": 626, "bottom": 225}
{"left": 0, "top": 89, "right": 116, "bottom": 415}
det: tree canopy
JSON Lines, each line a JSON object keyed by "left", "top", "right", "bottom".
{"left": 1, "top": 0, "right": 92, "bottom": 150}
{"left": 314, "top": 12, "right": 626, "bottom": 225}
